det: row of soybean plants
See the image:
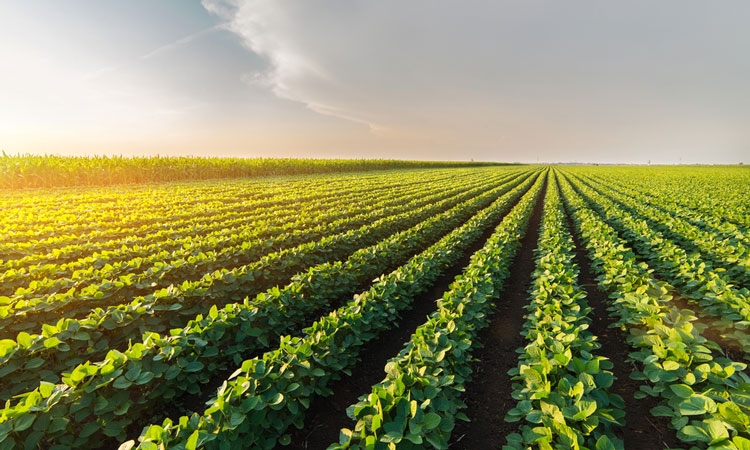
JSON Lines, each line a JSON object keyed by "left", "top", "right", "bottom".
{"left": 0, "top": 170, "right": 480, "bottom": 316}
{"left": 0, "top": 177, "right": 457, "bottom": 304}
{"left": 1, "top": 178, "right": 436, "bottom": 294}
{"left": 0, "top": 174, "right": 360, "bottom": 253}
{"left": 331, "top": 171, "right": 614, "bottom": 450}
{"left": 0, "top": 170, "right": 534, "bottom": 404}
{"left": 0, "top": 168, "right": 471, "bottom": 254}
{"left": 503, "top": 173, "right": 623, "bottom": 450}
{"left": 563, "top": 173, "right": 750, "bottom": 357}
{"left": 0, "top": 167, "right": 408, "bottom": 230}
{"left": 572, "top": 172, "right": 750, "bottom": 288}
{"left": 0, "top": 168, "right": 471, "bottom": 270}
{"left": 342, "top": 172, "right": 621, "bottom": 449}
{"left": 0, "top": 169, "right": 516, "bottom": 339}
{"left": 122, "top": 170, "right": 546, "bottom": 450}
{"left": 0, "top": 167, "right": 472, "bottom": 265}
{"left": 0, "top": 167, "right": 472, "bottom": 233}
{"left": 582, "top": 166, "right": 750, "bottom": 230}
{"left": 3, "top": 174, "right": 406, "bottom": 268}
{"left": 0, "top": 170, "right": 541, "bottom": 449}
{"left": 559, "top": 172, "right": 750, "bottom": 450}
{"left": 582, "top": 171, "right": 750, "bottom": 251}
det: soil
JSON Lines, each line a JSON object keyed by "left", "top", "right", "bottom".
{"left": 279, "top": 178, "right": 540, "bottom": 450}
{"left": 448, "top": 178, "right": 546, "bottom": 449}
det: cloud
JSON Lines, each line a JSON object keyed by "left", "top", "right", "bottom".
{"left": 202, "top": 0, "right": 385, "bottom": 131}
{"left": 141, "top": 23, "right": 228, "bottom": 60}
{"left": 201, "top": 0, "right": 750, "bottom": 161}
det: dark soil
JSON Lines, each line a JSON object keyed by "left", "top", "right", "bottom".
{"left": 279, "top": 178, "right": 540, "bottom": 450}
{"left": 448, "top": 179, "right": 547, "bottom": 449}
{"left": 560, "top": 198, "right": 683, "bottom": 450}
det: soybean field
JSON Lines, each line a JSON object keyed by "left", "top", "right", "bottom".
{"left": 0, "top": 165, "right": 749, "bottom": 450}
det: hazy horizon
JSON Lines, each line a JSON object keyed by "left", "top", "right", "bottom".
{"left": 2, "top": 1, "right": 748, "bottom": 164}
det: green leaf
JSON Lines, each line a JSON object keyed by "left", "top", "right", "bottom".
{"left": 16, "top": 332, "right": 32, "bottom": 347}
{"left": 269, "top": 393, "right": 284, "bottom": 406}
{"left": 184, "top": 361, "right": 204, "bottom": 373}
{"left": 706, "top": 420, "right": 729, "bottom": 445}
{"left": 650, "top": 405, "right": 673, "bottom": 417}
{"left": 339, "top": 428, "right": 354, "bottom": 445}
{"left": 669, "top": 384, "right": 694, "bottom": 398}
{"left": 80, "top": 422, "right": 100, "bottom": 438}
{"left": 596, "top": 435, "right": 616, "bottom": 450}
{"left": 24, "top": 358, "right": 45, "bottom": 369}
{"left": 113, "top": 376, "right": 133, "bottom": 390}
{"left": 573, "top": 400, "right": 597, "bottom": 420}
{"left": 0, "top": 340, "right": 16, "bottom": 359}
{"left": 680, "top": 425, "right": 711, "bottom": 443}
{"left": 424, "top": 412, "right": 441, "bottom": 430}
{"left": 38, "top": 381, "right": 55, "bottom": 398}
{"left": 186, "top": 430, "right": 199, "bottom": 450}
{"left": 13, "top": 414, "right": 35, "bottom": 432}
{"left": 718, "top": 402, "right": 750, "bottom": 429}
{"left": 43, "top": 337, "right": 60, "bottom": 348}
{"left": 679, "top": 395, "right": 716, "bottom": 416}
{"left": 733, "top": 436, "right": 750, "bottom": 450}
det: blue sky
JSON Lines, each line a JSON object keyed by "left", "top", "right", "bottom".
{"left": 1, "top": 1, "right": 748, "bottom": 163}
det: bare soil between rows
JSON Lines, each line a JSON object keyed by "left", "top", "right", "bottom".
{"left": 448, "top": 178, "right": 546, "bottom": 448}
{"left": 560, "top": 192, "right": 683, "bottom": 450}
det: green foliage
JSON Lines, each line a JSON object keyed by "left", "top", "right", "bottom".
{"left": 0, "top": 154, "right": 507, "bottom": 189}
{"left": 0, "top": 169, "right": 541, "bottom": 449}
{"left": 559, "top": 172, "right": 750, "bottom": 450}
{"left": 504, "top": 174, "right": 624, "bottom": 449}
{"left": 0, "top": 171, "right": 523, "bottom": 403}
{"left": 328, "top": 172, "right": 545, "bottom": 449}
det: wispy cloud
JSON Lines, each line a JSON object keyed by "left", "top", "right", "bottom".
{"left": 202, "top": 0, "right": 385, "bottom": 132}
{"left": 141, "top": 23, "right": 228, "bottom": 60}
{"left": 205, "top": 0, "right": 750, "bottom": 162}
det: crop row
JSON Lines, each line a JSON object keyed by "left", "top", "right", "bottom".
{"left": 504, "top": 173, "right": 623, "bottom": 449}
{"left": 330, "top": 170, "right": 545, "bottom": 449}
{"left": 0, "top": 169, "right": 478, "bottom": 264}
{"left": 0, "top": 175, "right": 446, "bottom": 276}
{"left": 116, "top": 170, "right": 546, "bottom": 450}
{"left": 564, "top": 173, "right": 750, "bottom": 356}
{"left": 0, "top": 168, "right": 454, "bottom": 233}
{"left": 0, "top": 171, "right": 535, "bottom": 405}
{"left": 581, "top": 167, "right": 750, "bottom": 229}
{"left": 573, "top": 174, "right": 750, "bottom": 288}
{"left": 559, "top": 173, "right": 750, "bottom": 450}
{"left": 583, "top": 173, "right": 750, "bottom": 251}
{"left": 1, "top": 170, "right": 492, "bottom": 303}
{"left": 0, "top": 171, "right": 540, "bottom": 449}
{"left": 0, "top": 170, "right": 519, "bottom": 338}
{"left": 0, "top": 177, "right": 450, "bottom": 294}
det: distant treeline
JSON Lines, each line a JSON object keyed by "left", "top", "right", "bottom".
{"left": 0, "top": 153, "right": 510, "bottom": 189}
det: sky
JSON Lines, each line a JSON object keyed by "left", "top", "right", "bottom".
{"left": 1, "top": 1, "right": 748, "bottom": 164}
